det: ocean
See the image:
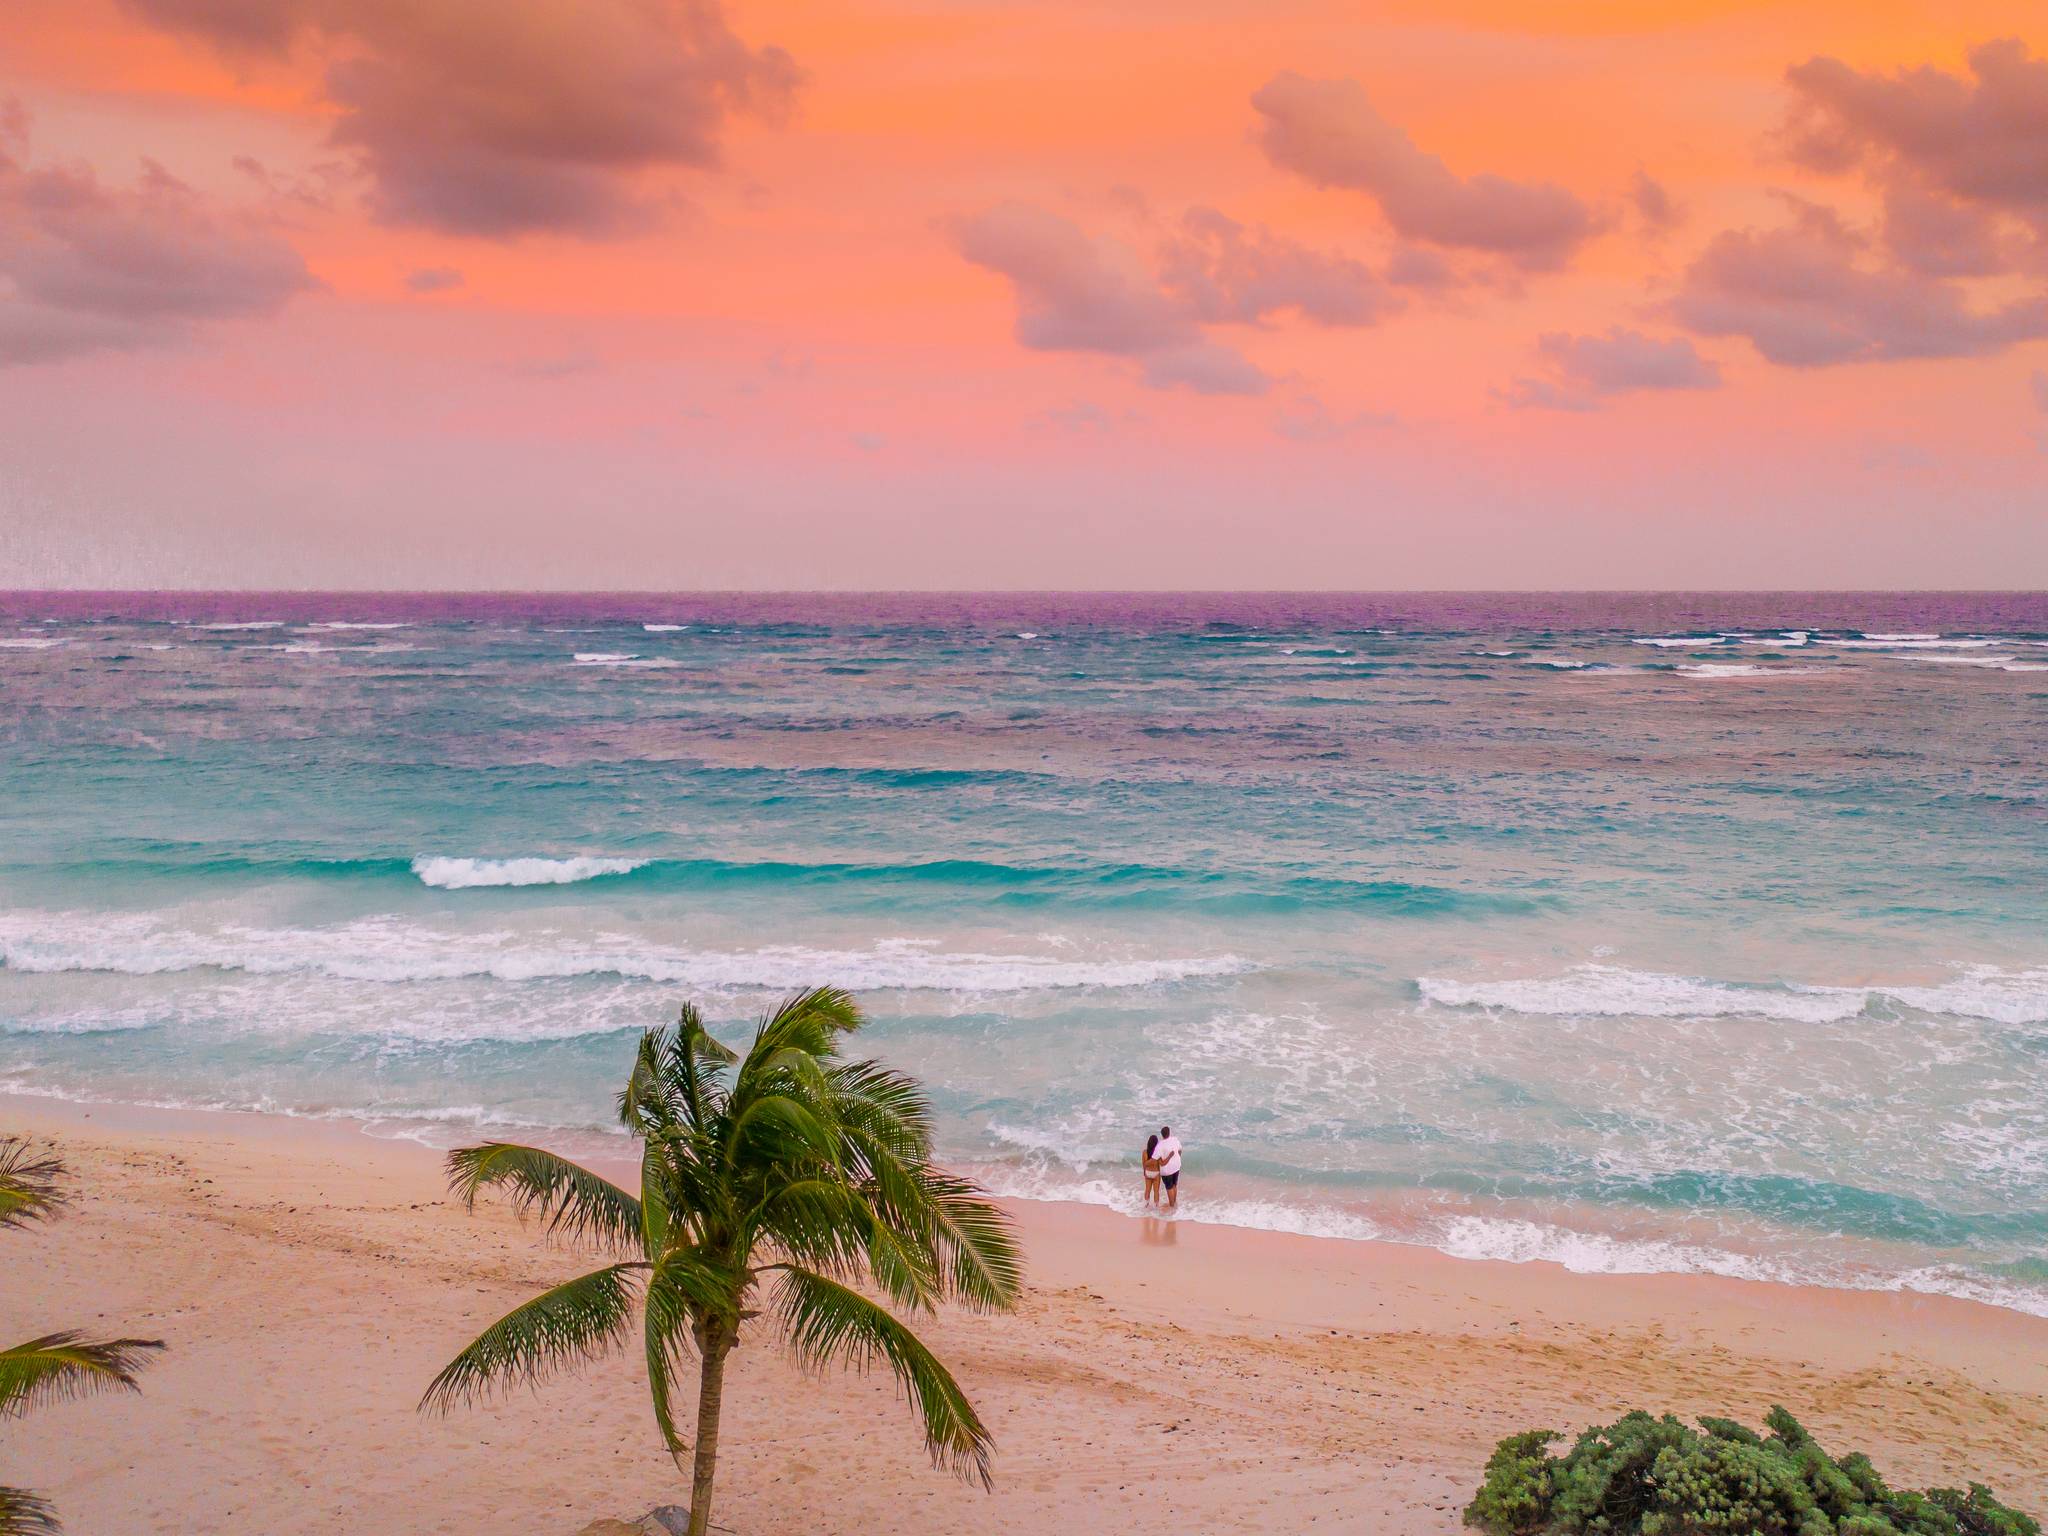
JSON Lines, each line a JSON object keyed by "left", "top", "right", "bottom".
{"left": 2, "top": 591, "right": 2044, "bottom": 1315}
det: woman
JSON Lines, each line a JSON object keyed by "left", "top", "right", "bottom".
{"left": 1141, "top": 1132, "right": 1163, "bottom": 1207}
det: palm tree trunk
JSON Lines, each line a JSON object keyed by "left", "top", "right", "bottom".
{"left": 686, "top": 1326, "right": 733, "bottom": 1536}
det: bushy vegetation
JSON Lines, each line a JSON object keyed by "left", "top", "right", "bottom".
{"left": 1464, "top": 1406, "right": 2039, "bottom": 1536}
{"left": 1, "top": 1137, "right": 164, "bottom": 1535}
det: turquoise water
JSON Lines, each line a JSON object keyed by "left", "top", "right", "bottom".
{"left": 2, "top": 593, "right": 2045, "bottom": 1312}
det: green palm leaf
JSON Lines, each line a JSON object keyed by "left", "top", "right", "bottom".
{"left": 771, "top": 1265, "right": 996, "bottom": 1488}
{"left": 0, "top": 1334, "right": 163, "bottom": 1420}
{"left": 420, "top": 1264, "right": 643, "bottom": 1412}
{"left": 432, "top": 988, "right": 1021, "bottom": 1536}
{"left": 0, "top": 1485, "right": 59, "bottom": 1536}
{"left": 445, "top": 1143, "right": 643, "bottom": 1253}
{"left": 0, "top": 1140, "right": 66, "bottom": 1231}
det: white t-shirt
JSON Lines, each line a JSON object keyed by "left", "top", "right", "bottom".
{"left": 1156, "top": 1135, "right": 1182, "bottom": 1177}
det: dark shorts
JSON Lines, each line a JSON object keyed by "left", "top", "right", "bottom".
{"left": 1162, "top": 1172, "right": 1179, "bottom": 1190}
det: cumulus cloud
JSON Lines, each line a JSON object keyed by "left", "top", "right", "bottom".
{"left": 0, "top": 132, "right": 316, "bottom": 366}
{"left": 1880, "top": 183, "right": 2005, "bottom": 277}
{"left": 954, "top": 202, "right": 1268, "bottom": 396}
{"left": 1157, "top": 207, "right": 1398, "bottom": 327}
{"left": 956, "top": 199, "right": 1422, "bottom": 397}
{"left": 121, "top": 0, "right": 800, "bottom": 239}
{"left": 1782, "top": 40, "right": 2048, "bottom": 234}
{"left": 1251, "top": 71, "right": 1597, "bottom": 270}
{"left": 1502, "top": 327, "right": 1721, "bottom": 410}
{"left": 1672, "top": 200, "right": 2048, "bottom": 367}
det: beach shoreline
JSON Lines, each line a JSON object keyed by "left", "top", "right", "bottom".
{"left": 6, "top": 1094, "right": 2045, "bottom": 1535}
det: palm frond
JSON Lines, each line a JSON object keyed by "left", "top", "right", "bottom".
{"left": 666, "top": 1004, "right": 738, "bottom": 1128}
{"left": 726, "top": 1093, "right": 837, "bottom": 1166}
{"left": 641, "top": 1259, "right": 692, "bottom": 1459}
{"left": 0, "top": 1141, "right": 66, "bottom": 1231}
{"left": 0, "top": 1334, "right": 163, "bottom": 1420}
{"left": 420, "top": 1263, "right": 642, "bottom": 1412}
{"left": 830, "top": 1060, "right": 936, "bottom": 1164}
{"left": 916, "top": 1173, "right": 1025, "bottom": 1313}
{"left": 445, "top": 1143, "right": 643, "bottom": 1254}
{"left": 0, "top": 1485, "right": 59, "bottom": 1536}
{"left": 772, "top": 1265, "right": 996, "bottom": 1488}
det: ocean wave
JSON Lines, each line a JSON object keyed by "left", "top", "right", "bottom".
{"left": 411, "top": 855, "right": 649, "bottom": 889}
{"left": 642, "top": 623, "right": 689, "bottom": 632}
{"left": 1676, "top": 663, "right": 1819, "bottom": 679}
{"left": 309, "top": 622, "right": 411, "bottom": 631}
{"left": 1632, "top": 637, "right": 1724, "bottom": 648}
{"left": 18, "top": 851, "right": 1538, "bottom": 915}
{"left": 1817, "top": 637, "right": 1996, "bottom": 649}
{"left": 195, "top": 620, "right": 284, "bottom": 631}
{"left": 0, "top": 637, "right": 65, "bottom": 649}
{"left": 572, "top": 651, "right": 680, "bottom": 668}
{"left": 1418, "top": 963, "right": 2048, "bottom": 1026}
{"left": 0, "top": 911, "right": 1254, "bottom": 993}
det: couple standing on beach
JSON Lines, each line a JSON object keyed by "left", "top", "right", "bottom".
{"left": 1142, "top": 1126, "right": 1183, "bottom": 1211}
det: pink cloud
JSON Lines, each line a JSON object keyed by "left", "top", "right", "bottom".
{"left": 1251, "top": 71, "right": 1598, "bottom": 271}
{"left": 954, "top": 202, "right": 1269, "bottom": 395}
{"left": 1673, "top": 199, "right": 2048, "bottom": 367}
{"left": 0, "top": 128, "right": 315, "bottom": 366}
{"left": 121, "top": 0, "right": 800, "bottom": 238}
{"left": 1158, "top": 207, "right": 1398, "bottom": 327}
{"left": 1782, "top": 39, "right": 2048, "bottom": 237}
{"left": 1502, "top": 327, "right": 1721, "bottom": 410}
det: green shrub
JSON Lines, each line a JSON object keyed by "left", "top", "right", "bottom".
{"left": 1463, "top": 1407, "right": 2039, "bottom": 1536}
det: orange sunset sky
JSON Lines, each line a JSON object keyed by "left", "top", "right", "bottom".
{"left": 2, "top": 0, "right": 2045, "bottom": 588}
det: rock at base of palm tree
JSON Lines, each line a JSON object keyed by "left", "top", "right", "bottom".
{"left": 572, "top": 1505, "right": 695, "bottom": 1536}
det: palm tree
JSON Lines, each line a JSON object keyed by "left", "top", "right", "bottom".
{"left": 423, "top": 989, "right": 1024, "bottom": 1536}
{"left": 1, "top": 1139, "right": 164, "bottom": 1536}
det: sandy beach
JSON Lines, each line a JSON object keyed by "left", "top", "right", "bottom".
{"left": 5, "top": 1096, "right": 2044, "bottom": 1536}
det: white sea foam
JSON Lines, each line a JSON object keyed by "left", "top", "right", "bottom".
{"left": 411, "top": 855, "right": 649, "bottom": 888}
{"left": 571, "top": 652, "right": 679, "bottom": 668}
{"left": 642, "top": 623, "right": 689, "bottom": 632}
{"left": 1014, "top": 632, "right": 1039, "bottom": 639}
{"left": 310, "top": 622, "right": 411, "bottom": 631}
{"left": 1898, "top": 654, "right": 2048, "bottom": 672}
{"left": 968, "top": 1163, "right": 2048, "bottom": 1316}
{"left": 1526, "top": 657, "right": 1591, "bottom": 669}
{"left": 1676, "top": 663, "right": 1819, "bottom": 679}
{"left": 0, "top": 638, "right": 64, "bottom": 649}
{"left": 1632, "top": 637, "right": 1724, "bottom": 648}
{"left": 1817, "top": 637, "right": 1997, "bottom": 649}
{"left": 1418, "top": 963, "right": 2048, "bottom": 1026}
{"left": 1779, "top": 630, "right": 1810, "bottom": 644}
{"left": 0, "top": 910, "right": 1254, "bottom": 993}
{"left": 1861, "top": 632, "right": 1939, "bottom": 641}
{"left": 196, "top": 621, "right": 284, "bottom": 631}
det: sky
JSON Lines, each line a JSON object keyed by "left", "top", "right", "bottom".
{"left": 1, "top": 0, "right": 2046, "bottom": 590}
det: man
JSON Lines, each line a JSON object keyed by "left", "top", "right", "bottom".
{"left": 1154, "top": 1124, "right": 1183, "bottom": 1211}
